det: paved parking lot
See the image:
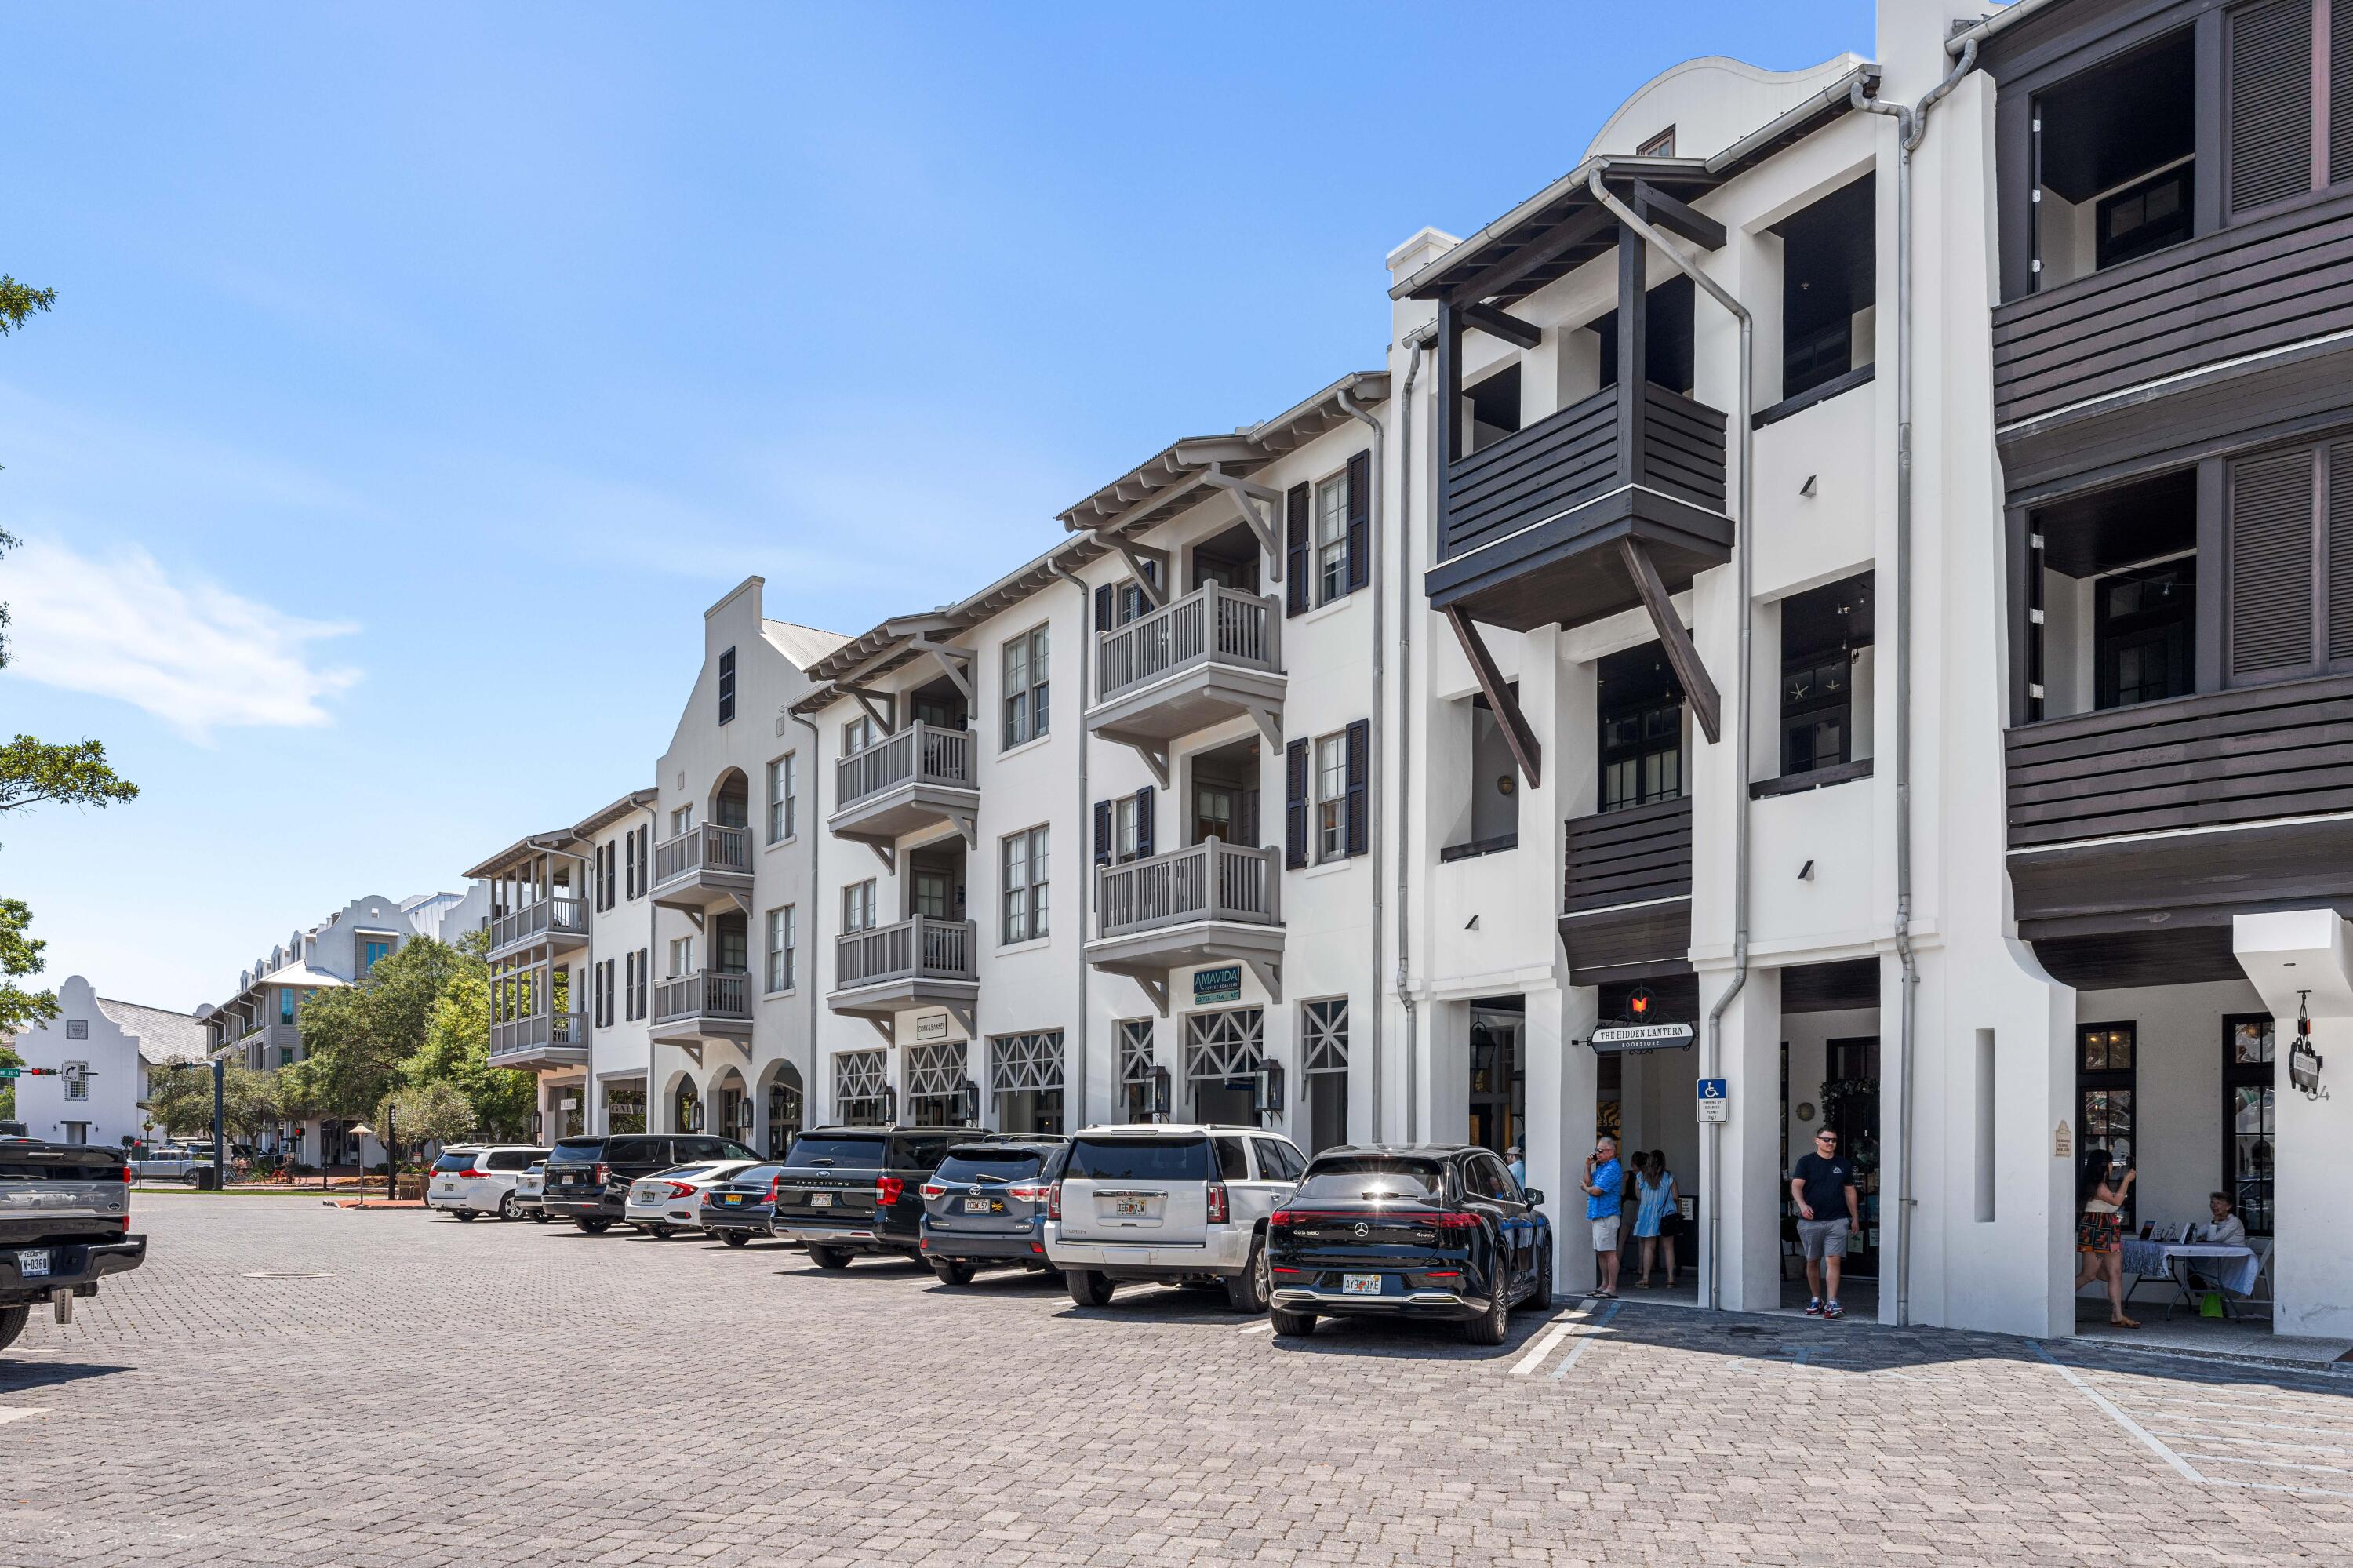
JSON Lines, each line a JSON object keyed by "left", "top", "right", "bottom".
{"left": 8, "top": 1199, "right": 2353, "bottom": 1566}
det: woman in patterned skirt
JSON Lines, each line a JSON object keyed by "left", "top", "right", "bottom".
{"left": 2073, "top": 1146, "right": 2139, "bottom": 1327}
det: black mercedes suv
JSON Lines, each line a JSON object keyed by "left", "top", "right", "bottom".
{"left": 542, "top": 1133, "right": 758, "bottom": 1233}
{"left": 1266, "top": 1143, "right": 1553, "bottom": 1344}
{"left": 762, "top": 1126, "right": 962, "bottom": 1268}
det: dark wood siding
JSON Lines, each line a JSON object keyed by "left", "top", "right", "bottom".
{"left": 1991, "top": 188, "right": 2353, "bottom": 425}
{"left": 1438, "top": 385, "right": 1725, "bottom": 562}
{"left": 1562, "top": 795, "right": 1693, "bottom": 914}
{"left": 2228, "top": 0, "right": 2315, "bottom": 214}
{"left": 2228, "top": 446, "right": 2319, "bottom": 675}
{"left": 2006, "top": 671, "right": 2353, "bottom": 846}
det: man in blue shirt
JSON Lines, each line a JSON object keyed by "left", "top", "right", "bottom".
{"left": 1578, "top": 1135, "right": 1625, "bottom": 1298}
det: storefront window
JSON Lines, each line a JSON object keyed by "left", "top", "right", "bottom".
{"left": 2223, "top": 1014, "right": 2275, "bottom": 1238}
{"left": 2078, "top": 1020, "right": 2137, "bottom": 1224}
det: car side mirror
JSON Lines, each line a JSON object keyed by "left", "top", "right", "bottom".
{"left": 1522, "top": 1188, "right": 1546, "bottom": 1207}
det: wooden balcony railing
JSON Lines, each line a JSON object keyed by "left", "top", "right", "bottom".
{"left": 833, "top": 917, "right": 978, "bottom": 990}
{"left": 489, "top": 1010, "right": 587, "bottom": 1060}
{"left": 653, "top": 822, "right": 751, "bottom": 886}
{"left": 652, "top": 969, "right": 753, "bottom": 1025}
{"left": 835, "top": 722, "right": 975, "bottom": 810}
{"left": 1096, "top": 838, "right": 1282, "bottom": 940}
{"left": 1096, "top": 584, "right": 1282, "bottom": 704}
{"left": 1562, "top": 796, "right": 1693, "bottom": 915}
{"left": 486, "top": 896, "right": 588, "bottom": 953}
{"left": 2006, "top": 675, "right": 2353, "bottom": 848}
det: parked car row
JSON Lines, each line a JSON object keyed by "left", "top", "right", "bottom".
{"left": 434, "top": 1122, "right": 1558, "bottom": 1344}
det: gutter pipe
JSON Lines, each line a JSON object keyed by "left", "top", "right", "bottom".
{"left": 1585, "top": 166, "right": 1752, "bottom": 1315}
{"left": 788, "top": 709, "right": 824, "bottom": 1132}
{"left": 1849, "top": 39, "right": 1976, "bottom": 1330}
{"left": 1944, "top": 0, "right": 2061, "bottom": 56}
{"left": 1050, "top": 544, "right": 1096, "bottom": 1126}
{"left": 1337, "top": 384, "right": 1388, "bottom": 1139}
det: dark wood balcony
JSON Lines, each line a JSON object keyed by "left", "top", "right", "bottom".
{"left": 2006, "top": 675, "right": 2353, "bottom": 986}
{"left": 1426, "top": 384, "right": 1730, "bottom": 633}
{"left": 1556, "top": 796, "right": 1692, "bottom": 985}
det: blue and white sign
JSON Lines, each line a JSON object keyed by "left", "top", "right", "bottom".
{"left": 1192, "top": 965, "right": 1242, "bottom": 1006}
{"left": 1697, "top": 1079, "right": 1729, "bottom": 1100}
{"left": 1697, "top": 1078, "right": 1729, "bottom": 1124}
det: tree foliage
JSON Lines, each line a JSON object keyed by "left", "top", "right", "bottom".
{"left": 145, "top": 1060, "right": 281, "bottom": 1144}
{"left": 294, "top": 937, "right": 470, "bottom": 1117}
{"left": 376, "top": 1079, "right": 476, "bottom": 1159}
{"left": 0, "top": 1039, "right": 19, "bottom": 1122}
{"left": 0, "top": 897, "right": 60, "bottom": 1037}
{"left": 0, "top": 277, "right": 54, "bottom": 337}
{"left": 0, "top": 734, "right": 140, "bottom": 819}
{"left": 409, "top": 946, "right": 534, "bottom": 1141}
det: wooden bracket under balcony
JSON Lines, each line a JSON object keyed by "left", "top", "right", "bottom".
{"left": 1444, "top": 606, "right": 1542, "bottom": 789}
{"left": 1133, "top": 976, "right": 1169, "bottom": 1018}
{"left": 1617, "top": 537, "right": 1722, "bottom": 744}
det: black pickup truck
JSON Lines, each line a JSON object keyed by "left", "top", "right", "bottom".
{"left": 758, "top": 1126, "right": 963, "bottom": 1268}
{"left": 0, "top": 1140, "right": 147, "bottom": 1353}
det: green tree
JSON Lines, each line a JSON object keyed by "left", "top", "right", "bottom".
{"left": 409, "top": 947, "right": 535, "bottom": 1141}
{"left": 143, "top": 1060, "right": 279, "bottom": 1146}
{"left": 294, "top": 937, "right": 469, "bottom": 1116}
{"left": 0, "top": 1039, "right": 20, "bottom": 1122}
{"left": 377, "top": 1079, "right": 476, "bottom": 1162}
{"left": 0, "top": 899, "right": 56, "bottom": 1039}
{"left": 0, "top": 277, "right": 54, "bottom": 337}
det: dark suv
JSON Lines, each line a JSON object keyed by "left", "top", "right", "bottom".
{"left": 918, "top": 1139, "right": 1065, "bottom": 1286}
{"left": 763, "top": 1126, "right": 962, "bottom": 1268}
{"left": 542, "top": 1133, "right": 759, "bottom": 1233}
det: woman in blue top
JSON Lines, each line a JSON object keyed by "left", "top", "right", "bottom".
{"left": 1634, "top": 1148, "right": 1680, "bottom": 1289}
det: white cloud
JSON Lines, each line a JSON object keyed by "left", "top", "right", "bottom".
{"left": 2, "top": 535, "right": 361, "bottom": 743}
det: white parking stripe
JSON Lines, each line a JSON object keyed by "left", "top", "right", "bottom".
{"left": 1550, "top": 1300, "right": 1622, "bottom": 1379}
{"left": 2148, "top": 1428, "right": 2353, "bottom": 1458}
{"left": 1237, "top": 1320, "right": 1272, "bottom": 1334}
{"left": 2031, "top": 1344, "right": 2206, "bottom": 1483}
{"left": 1507, "top": 1310, "right": 1583, "bottom": 1376}
{"left": 0, "top": 1408, "right": 48, "bottom": 1426}
{"left": 2178, "top": 1451, "right": 2353, "bottom": 1479}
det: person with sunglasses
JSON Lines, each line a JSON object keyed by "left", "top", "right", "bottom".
{"left": 1790, "top": 1127, "right": 1862, "bottom": 1319}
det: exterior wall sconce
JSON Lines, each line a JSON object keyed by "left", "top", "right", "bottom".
{"left": 2293, "top": 991, "right": 2327, "bottom": 1101}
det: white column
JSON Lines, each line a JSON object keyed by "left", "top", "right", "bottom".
{"left": 1702, "top": 963, "right": 1784, "bottom": 1314}
{"left": 1526, "top": 982, "right": 1601, "bottom": 1294}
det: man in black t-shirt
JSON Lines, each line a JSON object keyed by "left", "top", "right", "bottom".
{"left": 1788, "top": 1127, "right": 1862, "bottom": 1319}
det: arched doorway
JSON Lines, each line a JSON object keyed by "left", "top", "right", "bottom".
{"left": 762, "top": 1061, "right": 806, "bottom": 1159}
{"left": 709, "top": 1068, "right": 751, "bottom": 1146}
{"left": 710, "top": 768, "right": 751, "bottom": 831}
{"left": 670, "top": 1074, "right": 703, "bottom": 1135}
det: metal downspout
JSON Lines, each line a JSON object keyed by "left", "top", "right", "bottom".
{"left": 1849, "top": 40, "right": 1974, "bottom": 1330}
{"left": 1337, "top": 385, "right": 1387, "bottom": 1138}
{"left": 788, "top": 710, "right": 824, "bottom": 1132}
{"left": 1395, "top": 340, "right": 1424, "bottom": 1142}
{"left": 1052, "top": 547, "right": 1096, "bottom": 1126}
{"left": 1587, "top": 168, "right": 1752, "bottom": 1315}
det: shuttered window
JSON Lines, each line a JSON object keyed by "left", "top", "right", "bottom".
{"left": 2226, "top": 443, "right": 2348, "bottom": 681}
{"left": 2333, "top": 0, "right": 2353, "bottom": 183}
{"left": 2228, "top": 0, "right": 2315, "bottom": 214}
{"left": 2331, "top": 440, "right": 2353, "bottom": 660}
{"left": 1285, "top": 483, "right": 1311, "bottom": 617}
{"left": 1283, "top": 738, "right": 1310, "bottom": 868}
{"left": 1344, "top": 450, "right": 1372, "bottom": 594}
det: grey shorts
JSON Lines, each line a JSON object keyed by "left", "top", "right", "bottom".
{"left": 1797, "top": 1217, "right": 1850, "bottom": 1261}
{"left": 1590, "top": 1216, "right": 1621, "bottom": 1253}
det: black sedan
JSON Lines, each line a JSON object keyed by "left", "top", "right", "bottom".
{"left": 1266, "top": 1144, "right": 1552, "bottom": 1344}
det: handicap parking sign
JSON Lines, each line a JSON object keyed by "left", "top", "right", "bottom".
{"left": 1697, "top": 1078, "right": 1729, "bottom": 1123}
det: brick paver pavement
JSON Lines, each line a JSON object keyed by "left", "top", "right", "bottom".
{"left": 6, "top": 1198, "right": 2353, "bottom": 1566}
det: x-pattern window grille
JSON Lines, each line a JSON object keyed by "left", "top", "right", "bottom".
{"left": 991, "top": 1031, "right": 1064, "bottom": 1093}
{"left": 835, "top": 1049, "right": 887, "bottom": 1103}
{"left": 1184, "top": 1007, "right": 1264, "bottom": 1081}
{"left": 905, "top": 1042, "right": 966, "bottom": 1099}
{"left": 1302, "top": 999, "right": 1350, "bottom": 1074}
{"left": 1118, "top": 1020, "right": 1155, "bottom": 1085}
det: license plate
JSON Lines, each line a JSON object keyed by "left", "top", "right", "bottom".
{"left": 1340, "top": 1273, "right": 1382, "bottom": 1296}
{"left": 811, "top": 1191, "right": 834, "bottom": 1208}
{"left": 963, "top": 1197, "right": 993, "bottom": 1214}
{"left": 1114, "top": 1196, "right": 1147, "bottom": 1217}
{"left": 17, "top": 1249, "right": 51, "bottom": 1280}
{"left": 723, "top": 1193, "right": 743, "bottom": 1205}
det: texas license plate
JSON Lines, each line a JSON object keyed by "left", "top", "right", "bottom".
{"left": 810, "top": 1191, "right": 834, "bottom": 1207}
{"left": 1114, "top": 1196, "right": 1147, "bottom": 1216}
{"left": 16, "top": 1250, "right": 51, "bottom": 1280}
{"left": 1340, "top": 1273, "right": 1382, "bottom": 1296}
{"left": 963, "top": 1198, "right": 992, "bottom": 1214}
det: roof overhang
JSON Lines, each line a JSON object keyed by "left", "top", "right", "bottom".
{"left": 463, "top": 829, "right": 582, "bottom": 882}
{"left": 572, "top": 787, "right": 659, "bottom": 839}
{"left": 1392, "top": 64, "right": 1881, "bottom": 307}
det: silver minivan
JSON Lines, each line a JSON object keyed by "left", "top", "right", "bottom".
{"left": 1044, "top": 1124, "right": 1306, "bottom": 1312}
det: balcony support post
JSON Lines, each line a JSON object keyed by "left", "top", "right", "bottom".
{"left": 1134, "top": 976, "right": 1169, "bottom": 1018}
{"left": 1109, "top": 538, "right": 1169, "bottom": 610}
{"left": 841, "top": 686, "right": 896, "bottom": 736}
{"left": 1614, "top": 214, "right": 1649, "bottom": 484}
{"left": 867, "top": 841, "right": 895, "bottom": 871}
{"left": 1242, "top": 955, "right": 1282, "bottom": 1006}
{"left": 951, "top": 811, "right": 977, "bottom": 850}
{"left": 1460, "top": 302, "right": 1541, "bottom": 350}
{"left": 910, "top": 638, "right": 975, "bottom": 707}
{"left": 1111, "top": 739, "right": 1171, "bottom": 791}
{"left": 1201, "top": 469, "right": 1286, "bottom": 582}
{"left": 1617, "top": 537, "right": 1723, "bottom": 744}
{"left": 947, "top": 1002, "right": 976, "bottom": 1039}
{"left": 1443, "top": 606, "right": 1542, "bottom": 788}
{"left": 865, "top": 1017, "right": 894, "bottom": 1045}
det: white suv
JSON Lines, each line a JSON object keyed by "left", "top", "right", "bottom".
{"left": 1045, "top": 1124, "right": 1307, "bottom": 1312}
{"left": 425, "top": 1145, "right": 550, "bottom": 1220}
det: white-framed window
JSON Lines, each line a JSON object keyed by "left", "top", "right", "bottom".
{"left": 842, "top": 879, "right": 878, "bottom": 933}
{"left": 766, "top": 904, "right": 796, "bottom": 993}
{"left": 667, "top": 935, "right": 695, "bottom": 978}
{"left": 1115, "top": 796, "right": 1140, "bottom": 861}
{"left": 1315, "top": 471, "right": 1350, "bottom": 606}
{"left": 766, "top": 753, "right": 798, "bottom": 844}
{"left": 64, "top": 1063, "right": 88, "bottom": 1101}
{"left": 842, "top": 713, "right": 880, "bottom": 757}
{"left": 670, "top": 803, "right": 694, "bottom": 838}
{"left": 1302, "top": 999, "right": 1350, "bottom": 1072}
{"left": 1001, "top": 824, "right": 1050, "bottom": 944}
{"left": 1314, "top": 731, "right": 1348, "bottom": 863}
{"left": 1002, "top": 624, "right": 1050, "bottom": 748}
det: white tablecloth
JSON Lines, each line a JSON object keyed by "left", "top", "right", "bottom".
{"left": 2120, "top": 1239, "right": 2260, "bottom": 1295}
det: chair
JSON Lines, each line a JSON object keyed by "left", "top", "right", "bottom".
{"left": 2242, "top": 1237, "right": 2275, "bottom": 1314}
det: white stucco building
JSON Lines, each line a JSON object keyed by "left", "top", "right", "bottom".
{"left": 13, "top": 976, "right": 206, "bottom": 1147}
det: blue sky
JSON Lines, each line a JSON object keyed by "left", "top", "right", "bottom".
{"left": 2, "top": 1, "right": 1873, "bottom": 1013}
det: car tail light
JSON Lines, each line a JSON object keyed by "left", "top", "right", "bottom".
{"left": 664, "top": 1182, "right": 696, "bottom": 1200}
{"left": 1423, "top": 1268, "right": 1463, "bottom": 1279}
{"left": 119, "top": 1166, "right": 134, "bottom": 1188}
{"left": 920, "top": 1184, "right": 946, "bottom": 1199}
{"left": 1427, "top": 1212, "right": 1481, "bottom": 1229}
{"left": 1206, "top": 1181, "right": 1228, "bottom": 1224}
{"left": 766, "top": 1174, "right": 784, "bottom": 1202}
{"left": 1029, "top": 1242, "right": 1046, "bottom": 1255}
{"left": 459, "top": 1169, "right": 486, "bottom": 1180}
{"left": 875, "top": 1176, "right": 904, "bottom": 1208}
{"left": 594, "top": 1162, "right": 611, "bottom": 1185}
{"left": 1271, "top": 1266, "right": 1306, "bottom": 1276}
{"left": 1005, "top": 1183, "right": 1052, "bottom": 1202}
{"left": 1047, "top": 1181, "right": 1062, "bottom": 1221}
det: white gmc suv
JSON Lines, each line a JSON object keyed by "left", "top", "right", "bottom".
{"left": 1044, "top": 1124, "right": 1307, "bottom": 1312}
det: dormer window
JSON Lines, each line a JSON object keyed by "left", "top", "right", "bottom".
{"left": 1637, "top": 127, "right": 1676, "bottom": 158}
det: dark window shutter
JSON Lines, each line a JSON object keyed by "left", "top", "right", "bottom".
{"left": 1135, "top": 784, "right": 1155, "bottom": 857}
{"left": 1344, "top": 718, "right": 1370, "bottom": 857}
{"left": 1094, "top": 583, "right": 1115, "bottom": 635}
{"left": 1344, "top": 451, "right": 1371, "bottom": 593}
{"left": 1286, "top": 482, "right": 1311, "bottom": 617}
{"left": 2331, "top": 441, "right": 2353, "bottom": 660}
{"left": 2335, "top": 0, "right": 2353, "bottom": 182}
{"left": 2230, "top": 447, "right": 2318, "bottom": 678}
{"left": 2228, "top": 0, "right": 2315, "bottom": 216}
{"left": 1093, "top": 799, "right": 1113, "bottom": 866}
{"left": 1284, "top": 739, "right": 1310, "bottom": 868}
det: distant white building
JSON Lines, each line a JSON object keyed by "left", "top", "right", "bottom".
{"left": 13, "top": 976, "right": 207, "bottom": 1147}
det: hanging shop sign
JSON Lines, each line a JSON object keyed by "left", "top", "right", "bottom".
{"left": 1193, "top": 966, "right": 1242, "bottom": 1006}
